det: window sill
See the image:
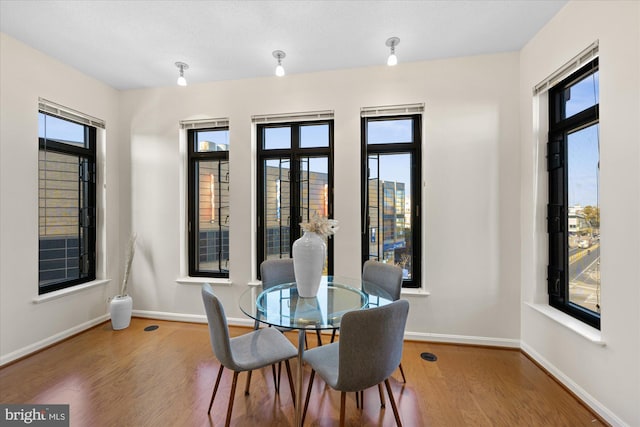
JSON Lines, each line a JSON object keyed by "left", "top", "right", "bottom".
{"left": 525, "top": 302, "right": 605, "bottom": 346}
{"left": 32, "top": 279, "right": 111, "bottom": 304}
{"left": 246, "top": 282, "right": 431, "bottom": 295}
{"left": 401, "top": 288, "right": 430, "bottom": 297}
{"left": 176, "top": 277, "right": 233, "bottom": 286}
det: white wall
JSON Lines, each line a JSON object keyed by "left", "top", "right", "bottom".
{"left": 519, "top": 2, "right": 640, "bottom": 426}
{"left": 0, "top": 34, "right": 124, "bottom": 362}
{"left": 119, "top": 52, "right": 522, "bottom": 344}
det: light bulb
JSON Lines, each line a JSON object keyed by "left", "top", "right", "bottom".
{"left": 175, "top": 62, "right": 189, "bottom": 86}
{"left": 275, "top": 64, "right": 285, "bottom": 77}
{"left": 385, "top": 37, "right": 400, "bottom": 67}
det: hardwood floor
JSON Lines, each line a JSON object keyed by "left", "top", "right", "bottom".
{"left": 0, "top": 318, "right": 606, "bottom": 426}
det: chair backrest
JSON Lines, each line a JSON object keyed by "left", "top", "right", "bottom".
{"left": 336, "top": 299, "right": 409, "bottom": 392}
{"left": 362, "top": 260, "right": 403, "bottom": 301}
{"left": 260, "top": 258, "right": 295, "bottom": 289}
{"left": 201, "top": 283, "right": 237, "bottom": 369}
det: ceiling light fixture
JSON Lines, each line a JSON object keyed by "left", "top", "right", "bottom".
{"left": 175, "top": 61, "right": 189, "bottom": 86}
{"left": 273, "top": 50, "right": 286, "bottom": 77}
{"left": 386, "top": 37, "right": 400, "bottom": 66}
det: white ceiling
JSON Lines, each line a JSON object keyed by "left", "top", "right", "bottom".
{"left": 0, "top": 0, "right": 567, "bottom": 90}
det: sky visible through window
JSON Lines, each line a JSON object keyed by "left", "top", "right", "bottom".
{"left": 38, "top": 113, "right": 84, "bottom": 144}
{"left": 566, "top": 71, "right": 599, "bottom": 208}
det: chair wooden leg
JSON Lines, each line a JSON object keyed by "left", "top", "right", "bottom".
{"left": 271, "top": 363, "right": 279, "bottom": 393}
{"left": 244, "top": 370, "right": 252, "bottom": 395}
{"left": 277, "top": 361, "right": 282, "bottom": 393}
{"left": 377, "top": 383, "right": 386, "bottom": 408}
{"left": 339, "top": 391, "right": 346, "bottom": 427}
{"left": 398, "top": 362, "right": 407, "bottom": 383}
{"left": 208, "top": 365, "right": 224, "bottom": 414}
{"left": 284, "top": 359, "right": 296, "bottom": 407}
{"left": 355, "top": 390, "right": 364, "bottom": 409}
{"left": 384, "top": 378, "right": 402, "bottom": 427}
{"left": 302, "top": 369, "right": 315, "bottom": 426}
{"left": 225, "top": 371, "right": 239, "bottom": 427}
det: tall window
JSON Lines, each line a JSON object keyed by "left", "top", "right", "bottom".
{"left": 188, "top": 127, "right": 230, "bottom": 277}
{"left": 257, "top": 121, "right": 334, "bottom": 275}
{"left": 362, "top": 114, "right": 422, "bottom": 288}
{"left": 38, "top": 110, "right": 96, "bottom": 294}
{"left": 547, "top": 58, "right": 600, "bottom": 329}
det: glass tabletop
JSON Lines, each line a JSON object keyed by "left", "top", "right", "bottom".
{"left": 239, "top": 275, "right": 394, "bottom": 330}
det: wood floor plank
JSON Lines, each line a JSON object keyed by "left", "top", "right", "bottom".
{"left": 0, "top": 319, "right": 607, "bottom": 426}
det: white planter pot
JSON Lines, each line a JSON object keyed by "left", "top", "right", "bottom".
{"left": 292, "top": 231, "right": 326, "bottom": 298}
{"left": 110, "top": 295, "right": 132, "bottom": 330}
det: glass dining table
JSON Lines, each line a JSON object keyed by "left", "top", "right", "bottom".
{"left": 238, "top": 275, "right": 393, "bottom": 427}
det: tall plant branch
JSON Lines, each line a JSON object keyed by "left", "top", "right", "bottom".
{"left": 119, "top": 234, "right": 137, "bottom": 296}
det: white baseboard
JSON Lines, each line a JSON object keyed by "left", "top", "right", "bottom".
{"left": 132, "top": 309, "right": 255, "bottom": 328}
{"left": 521, "top": 342, "right": 628, "bottom": 427}
{"left": 0, "top": 314, "right": 110, "bottom": 366}
{"left": 405, "top": 331, "right": 520, "bottom": 348}
{"left": 133, "top": 310, "right": 521, "bottom": 347}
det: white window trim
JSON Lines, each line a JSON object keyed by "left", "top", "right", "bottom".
{"left": 360, "top": 102, "right": 424, "bottom": 117}
{"left": 38, "top": 101, "right": 108, "bottom": 295}
{"left": 533, "top": 40, "right": 599, "bottom": 95}
{"left": 176, "top": 118, "right": 232, "bottom": 285}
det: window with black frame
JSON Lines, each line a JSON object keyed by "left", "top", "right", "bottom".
{"left": 361, "top": 114, "right": 422, "bottom": 288}
{"left": 38, "top": 111, "right": 97, "bottom": 294}
{"left": 547, "top": 57, "right": 600, "bottom": 329}
{"left": 188, "top": 127, "right": 230, "bottom": 277}
{"left": 256, "top": 121, "right": 334, "bottom": 277}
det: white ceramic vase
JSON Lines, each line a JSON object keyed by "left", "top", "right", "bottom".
{"left": 292, "top": 231, "right": 326, "bottom": 297}
{"left": 110, "top": 294, "right": 133, "bottom": 330}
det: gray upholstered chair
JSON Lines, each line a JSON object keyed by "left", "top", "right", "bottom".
{"left": 201, "top": 283, "right": 297, "bottom": 427}
{"left": 329, "top": 260, "right": 407, "bottom": 385}
{"left": 362, "top": 259, "right": 403, "bottom": 300}
{"left": 302, "top": 299, "right": 409, "bottom": 427}
{"left": 362, "top": 259, "right": 407, "bottom": 384}
{"left": 258, "top": 258, "right": 324, "bottom": 391}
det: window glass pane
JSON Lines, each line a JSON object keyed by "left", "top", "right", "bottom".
{"left": 300, "top": 124, "right": 329, "bottom": 148}
{"left": 367, "top": 119, "right": 413, "bottom": 145}
{"left": 264, "top": 127, "right": 291, "bottom": 150}
{"left": 367, "top": 153, "right": 412, "bottom": 279}
{"left": 564, "top": 71, "right": 599, "bottom": 119}
{"left": 264, "top": 158, "right": 291, "bottom": 259}
{"left": 38, "top": 113, "right": 86, "bottom": 147}
{"left": 300, "top": 157, "right": 330, "bottom": 273}
{"left": 39, "top": 150, "right": 81, "bottom": 286}
{"left": 567, "top": 124, "right": 600, "bottom": 314}
{"left": 196, "top": 129, "right": 229, "bottom": 152}
{"left": 194, "top": 160, "right": 229, "bottom": 273}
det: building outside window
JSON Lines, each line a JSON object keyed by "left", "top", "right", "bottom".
{"left": 38, "top": 107, "right": 98, "bottom": 294}
{"left": 547, "top": 57, "right": 600, "bottom": 329}
{"left": 256, "top": 120, "right": 334, "bottom": 276}
{"left": 187, "top": 126, "right": 230, "bottom": 277}
{"left": 361, "top": 110, "right": 422, "bottom": 288}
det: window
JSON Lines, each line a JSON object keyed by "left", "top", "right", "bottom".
{"left": 188, "top": 127, "right": 230, "bottom": 277}
{"left": 362, "top": 114, "right": 422, "bottom": 288}
{"left": 256, "top": 121, "right": 334, "bottom": 275}
{"left": 547, "top": 58, "right": 600, "bottom": 329}
{"left": 38, "top": 111, "right": 97, "bottom": 294}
